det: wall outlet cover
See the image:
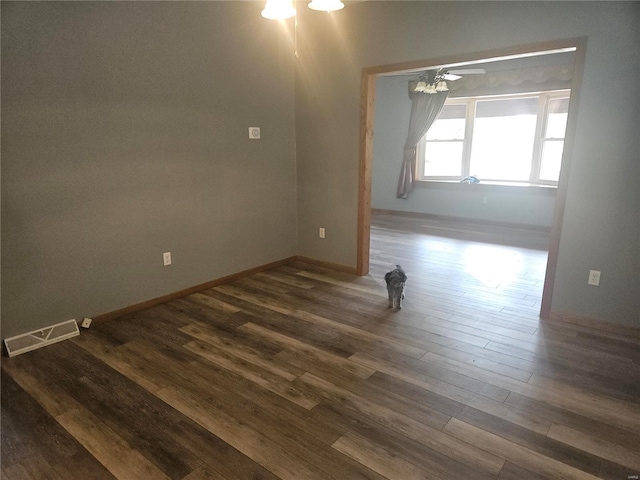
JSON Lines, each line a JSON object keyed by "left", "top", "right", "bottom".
{"left": 81, "top": 317, "right": 92, "bottom": 328}
{"left": 249, "top": 127, "right": 261, "bottom": 139}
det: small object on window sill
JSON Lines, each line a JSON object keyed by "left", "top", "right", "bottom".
{"left": 461, "top": 175, "right": 480, "bottom": 184}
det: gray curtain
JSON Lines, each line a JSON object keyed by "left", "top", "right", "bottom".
{"left": 396, "top": 90, "right": 449, "bottom": 198}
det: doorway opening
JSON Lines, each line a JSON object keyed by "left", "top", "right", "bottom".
{"left": 357, "top": 38, "right": 587, "bottom": 319}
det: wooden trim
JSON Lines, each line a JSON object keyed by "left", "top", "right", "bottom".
{"left": 372, "top": 208, "right": 552, "bottom": 233}
{"left": 92, "top": 255, "right": 357, "bottom": 325}
{"left": 366, "top": 39, "right": 581, "bottom": 77}
{"left": 540, "top": 37, "right": 587, "bottom": 319}
{"left": 358, "top": 37, "right": 588, "bottom": 320}
{"left": 357, "top": 70, "right": 376, "bottom": 276}
{"left": 295, "top": 256, "right": 358, "bottom": 275}
{"left": 93, "top": 256, "right": 298, "bottom": 324}
{"left": 548, "top": 311, "right": 640, "bottom": 340}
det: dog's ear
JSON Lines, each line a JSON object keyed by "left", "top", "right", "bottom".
{"left": 384, "top": 271, "right": 391, "bottom": 283}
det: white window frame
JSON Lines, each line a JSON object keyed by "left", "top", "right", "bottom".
{"left": 416, "top": 89, "right": 570, "bottom": 186}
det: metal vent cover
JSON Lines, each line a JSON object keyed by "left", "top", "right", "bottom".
{"left": 4, "top": 319, "right": 80, "bottom": 357}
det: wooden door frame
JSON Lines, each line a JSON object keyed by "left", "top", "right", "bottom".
{"left": 356, "top": 38, "right": 587, "bottom": 319}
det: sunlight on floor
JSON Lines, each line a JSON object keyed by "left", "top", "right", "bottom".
{"left": 462, "top": 244, "right": 527, "bottom": 287}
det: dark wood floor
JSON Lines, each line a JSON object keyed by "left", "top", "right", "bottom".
{"left": 3, "top": 214, "right": 640, "bottom": 479}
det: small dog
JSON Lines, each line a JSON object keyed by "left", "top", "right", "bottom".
{"left": 384, "top": 265, "right": 407, "bottom": 310}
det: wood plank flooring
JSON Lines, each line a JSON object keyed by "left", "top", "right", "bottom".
{"left": 3, "top": 213, "right": 640, "bottom": 479}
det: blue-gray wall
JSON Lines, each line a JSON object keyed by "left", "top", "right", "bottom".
{"left": 295, "top": 1, "right": 640, "bottom": 326}
{"left": 372, "top": 76, "right": 557, "bottom": 227}
{"left": 1, "top": 2, "right": 297, "bottom": 339}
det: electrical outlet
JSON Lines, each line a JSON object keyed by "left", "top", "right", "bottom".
{"left": 319, "top": 227, "right": 326, "bottom": 239}
{"left": 163, "top": 252, "right": 172, "bottom": 266}
{"left": 248, "top": 127, "right": 261, "bottom": 139}
{"left": 80, "top": 317, "right": 92, "bottom": 329}
{"left": 588, "top": 270, "right": 601, "bottom": 286}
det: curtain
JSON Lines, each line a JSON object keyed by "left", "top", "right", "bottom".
{"left": 396, "top": 90, "right": 449, "bottom": 199}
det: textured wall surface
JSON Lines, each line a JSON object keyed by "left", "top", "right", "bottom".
{"left": 2, "top": 2, "right": 297, "bottom": 338}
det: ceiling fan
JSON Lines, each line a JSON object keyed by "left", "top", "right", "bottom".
{"left": 437, "top": 68, "right": 486, "bottom": 81}
{"left": 398, "top": 68, "right": 486, "bottom": 93}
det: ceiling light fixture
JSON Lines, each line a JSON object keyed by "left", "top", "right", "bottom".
{"left": 414, "top": 73, "right": 450, "bottom": 94}
{"left": 261, "top": 0, "right": 296, "bottom": 19}
{"left": 414, "top": 80, "right": 428, "bottom": 93}
{"left": 308, "top": 0, "right": 345, "bottom": 12}
{"left": 435, "top": 80, "right": 449, "bottom": 92}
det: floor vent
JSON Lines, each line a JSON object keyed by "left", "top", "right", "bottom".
{"left": 4, "top": 319, "right": 80, "bottom": 357}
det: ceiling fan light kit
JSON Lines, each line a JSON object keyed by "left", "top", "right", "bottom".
{"left": 425, "top": 83, "right": 437, "bottom": 94}
{"left": 435, "top": 80, "right": 449, "bottom": 92}
{"left": 410, "top": 68, "right": 485, "bottom": 93}
{"left": 414, "top": 80, "right": 428, "bottom": 93}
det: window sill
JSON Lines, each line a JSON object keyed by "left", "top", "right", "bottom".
{"left": 414, "top": 179, "right": 558, "bottom": 194}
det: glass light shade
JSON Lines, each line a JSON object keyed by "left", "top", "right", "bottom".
{"left": 435, "top": 80, "right": 449, "bottom": 92}
{"left": 261, "top": 0, "right": 296, "bottom": 19}
{"left": 414, "top": 81, "right": 428, "bottom": 93}
{"left": 308, "top": 0, "right": 345, "bottom": 11}
{"left": 425, "top": 83, "right": 437, "bottom": 94}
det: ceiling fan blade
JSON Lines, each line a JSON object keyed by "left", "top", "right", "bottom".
{"left": 442, "top": 73, "right": 461, "bottom": 81}
{"left": 448, "top": 68, "right": 486, "bottom": 75}
{"left": 389, "top": 71, "right": 427, "bottom": 77}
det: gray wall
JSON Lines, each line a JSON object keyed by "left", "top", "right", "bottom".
{"left": 372, "top": 76, "right": 557, "bottom": 227}
{"left": 295, "top": 2, "right": 640, "bottom": 326}
{"left": 1, "top": 2, "right": 297, "bottom": 339}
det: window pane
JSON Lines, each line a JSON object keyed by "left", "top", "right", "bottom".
{"left": 426, "top": 118, "right": 466, "bottom": 140}
{"left": 426, "top": 104, "right": 467, "bottom": 141}
{"left": 540, "top": 140, "right": 564, "bottom": 181}
{"left": 423, "top": 141, "right": 463, "bottom": 177}
{"left": 437, "top": 103, "right": 467, "bottom": 120}
{"left": 475, "top": 97, "right": 538, "bottom": 117}
{"left": 545, "top": 97, "right": 569, "bottom": 138}
{"left": 470, "top": 99, "right": 537, "bottom": 181}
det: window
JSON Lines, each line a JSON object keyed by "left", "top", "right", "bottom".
{"left": 539, "top": 96, "right": 569, "bottom": 182}
{"left": 418, "top": 90, "right": 570, "bottom": 185}
{"left": 422, "top": 103, "right": 467, "bottom": 177}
